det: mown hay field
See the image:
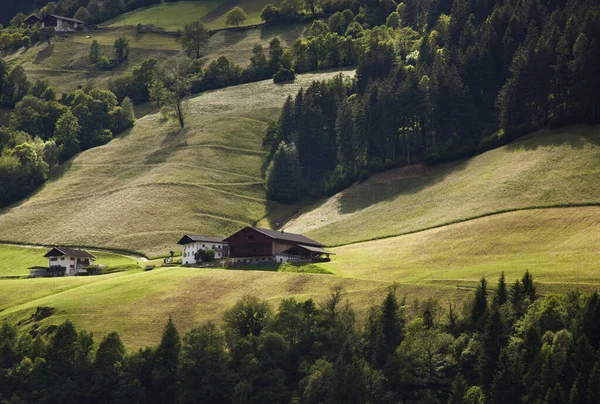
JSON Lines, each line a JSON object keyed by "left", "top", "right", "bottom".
{"left": 0, "top": 70, "right": 355, "bottom": 258}
{"left": 287, "top": 125, "right": 600, "bottom": 246}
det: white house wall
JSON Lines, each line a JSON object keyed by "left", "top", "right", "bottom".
{"left": 182, "top": 242, "right": 226, "bottom": 265}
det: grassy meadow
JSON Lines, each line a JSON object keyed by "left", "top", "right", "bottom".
{"left": 104, "top": 1, "right": 223, "bottom": 30}
{"left": 287, "top": 125, "right": 600, "bottom": 246}
{"left": 103, "top": 0, "right": 279, "bottom": 31}
{"left": 322, "top": 206, "right": 600, "bottom": 291}
{"left": 0, "top": 70, "right": 355, "bottom": 258}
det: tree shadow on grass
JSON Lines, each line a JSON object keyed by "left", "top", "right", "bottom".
{"left": 260, "top": 22, "right": 307, "bottom": 43}
{"left": 33, "top": 44, "right": 54, "bottom": 65}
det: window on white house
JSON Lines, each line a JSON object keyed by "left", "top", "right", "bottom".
{"left": 61, "top": 257, "right": 65, "bottom": 260}
{"left": 212, "top": 245, "right": 215, "bottom": 249}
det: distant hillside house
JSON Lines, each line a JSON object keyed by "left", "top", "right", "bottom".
{"left": 225, "top": 227, "right": 333, "bottom": 264}
{"left": 177, "top": 235, "right": 229, "bottom": 265}
{"left": 25, "top": 14, "right": 85, "bottom": 32}
{"left": 35, "top": 247, "right": 96, "bottom": 277}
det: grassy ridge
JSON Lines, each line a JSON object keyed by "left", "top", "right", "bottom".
{"left": 0, "top": 70, "right": 355, "bottom": 257}
{"left": 287, "top": 125, "right": 600, "bottom": 246}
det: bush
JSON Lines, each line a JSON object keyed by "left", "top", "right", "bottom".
{"left": 273, "top": 68, "right": 295, "bottom": 83}
{"left": 261, "top": 4, "right": 281, "bottom": 23}
{"left": 194, "top": 249, "right": 216, "bottom": 263}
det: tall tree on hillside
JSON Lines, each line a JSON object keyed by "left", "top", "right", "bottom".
{"left": 152, "top": 57, "right": 196, "bottom": 128}
{"left": 89, "top": 40, "right": 101, "bottom": 64}
{"left": 226, "top": 6, "right": 248, "bottom": 28}
{"left": 53, "top": 109, "right": 81, "bottom": 161}
{"left": 179, "top": 21, "right": 209, "bottom": 59}
{"left": 113, "top": 36, "right": 130, "bottom": 62}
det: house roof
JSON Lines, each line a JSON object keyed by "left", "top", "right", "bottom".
{"left": 177, "top": 234, "right": 226, "bottom": 245}
{"left": 25, "top": 15, "right": 42, "bottom": 24}
{"left": 295, "top": 244, "right": 335, "bottom": 255}
{"left": 44, "top": 14, "right": 85, "bottom": 24}
{"left": 250, "top": 227, "right": 325, "bottom": 247}
{"left": 44, "top": 247, "right": 96, "bottom": 259}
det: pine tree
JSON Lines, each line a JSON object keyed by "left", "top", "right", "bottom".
{"left": 569, "top": 373, "right": 584, "bottom": 404}
{"left": 372, "top": 286, "right": 403, "bottom": 368}
{"left": 491, "top": 348, "right": 523, "bottom": 404}
{"left": 522, "top": 270, "right": 536, "bottom": 302}
{"left": 509, "top": 280, "right": 525, "bottom": 316}
{"left": 335, "top": 99, "right": 355, "bottom": 176}
{"left": 265, "top": 142, "right": 303, "bottom": 203}
{"left": 470, "top": 277, "right": 488, "bottom": 329}
{"left": 278, "top": 95, "right": 295, "bottom": 142}
{"left": 546, "top": 383, "right": 566, "bottom": 404}
{"left": 152, "top": 317, "right": 181, "bottom": 404}
{"left": 448, "top": 373, "right": 467, "bottom": 404}
{"left": 478, "top": 305, "right": 505, "bottom": 397}
{"left": 494, "top": 272, "right": 507, "bottom": 306}
{"left": 586, "top": 361, "right": 600, "bottom": 404}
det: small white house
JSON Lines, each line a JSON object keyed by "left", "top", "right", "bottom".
{"left": 41, "top": 247, "right": 96, "bottom": 276}
{"left": 177, "top": 234, "right": 229, "bottom": 265}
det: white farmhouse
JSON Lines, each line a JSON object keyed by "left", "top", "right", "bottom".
{"left": 41, "top": 247, "right": 96, "bottom": 276}
{"left": 177, "top": 235, "right": 229, "bottom": 265}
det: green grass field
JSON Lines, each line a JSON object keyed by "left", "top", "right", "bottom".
{"left": 323, "top": 206, "right": 600, "bottom": 290}
{"left": 287, "top": 125, "right": 600, "bottom": 246}
{"left": 103, "top": 1, "right": 223, "bottom": 30}
{"left": 0, "top": 244, "right": 140, "bottom": 276}
{"left": 0, "top": 70, "right": 354, "bottom": 258}
{"left": 103, "top": 0, "right": 279, "bottom": 31}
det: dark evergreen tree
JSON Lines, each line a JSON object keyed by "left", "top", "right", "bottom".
{"left": 265, "top": 142, "right": 303, "bottom": 203}
{"left": 152, "top": 317, "right": 181, "bottom": 404}
{"left": 470, "top": 277, "right": 488, "bottom": 329}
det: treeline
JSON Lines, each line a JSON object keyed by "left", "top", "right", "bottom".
{"left": 0, "top": 23, "right": 56, "bottom": 54}
{"left": 3, "top": 271, "right": 600, "bottom": 403}
{"left": 0, "top": 60, "right": 134, "bottom": 207}
{"left": 264, "top": 0, "right": 600, "bottom": 202}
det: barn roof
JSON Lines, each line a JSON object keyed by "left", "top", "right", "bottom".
{"left": 25, "top": 15, "right": 42, "bottom": 24}
{"left": 44, "top": 247, "right": 95, "bottom": 259}
{"left": 250, "top": 227, "right": 325, "bottom": 247}
{"left": 44, "top": 14, "right": 84, "bottom": 24}
{"left": 177, "top": 234, "right": 226, "bottom": 245}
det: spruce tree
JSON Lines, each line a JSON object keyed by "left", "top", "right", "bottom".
{"left": 522, "top": 270, "right": 537, "bottom": 302}
{"left": 478, "top": 305, "right": 505, "bottom": 397}
{"left": 494, "top": 272, "right": 507, "bottom": 306}
{"left": 448, "top": 373, "right": 467, "bottom": 404}
{"left": 152, "top": 317, "right": 181, "bottom": 404}
{"left": 586, "top": 361, "right": 600, "bottom": 404}
{"left": 569, "top": 373, "right": 584, "bottom": 404}
{"left": 470, "top": 277, "right": 488, "bottom": 329}
{"left": 266, "top": 142, "right": 303, "bottom": 203}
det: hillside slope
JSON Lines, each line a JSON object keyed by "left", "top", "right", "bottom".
{"left": 0, "top": 70, "right": 354, "bottom": 257}
{"left": 324, "top": 206, "right": 600, "bottom": 292}
{"left": 287, "top": 125, "right": 600, "bottom": 246}
{"left": 5, "top": 24, "right": 305, "bottom": 94}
